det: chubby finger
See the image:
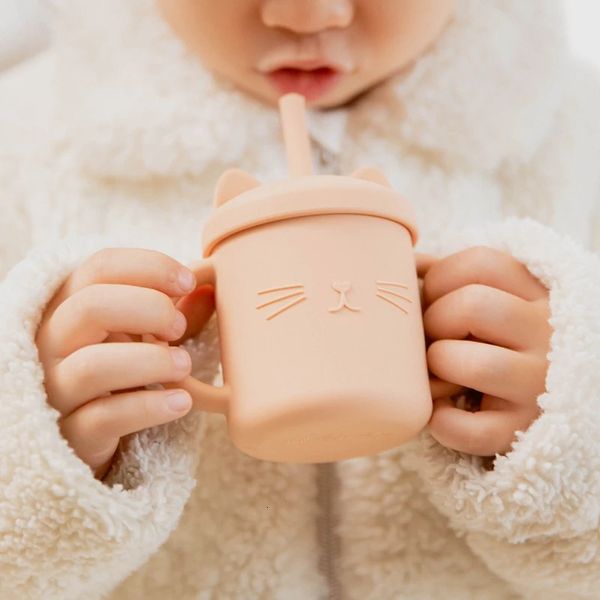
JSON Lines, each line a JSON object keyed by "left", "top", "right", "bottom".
{"left": 47, "top": 248, "right": 197, "bottom": 315}
{"left": 429, "top": 377, "right": 466, "bottom": 400}
{"left": 423, "top": 284, "right": 547, "bottom": 350}
{"left": 416, "top": 253, "right": 438, "bottom": 279}
{"left": 428, "top": 396, "right": 536, "bottom": 456}
{"left": 427, "top": 340, "right": 547, "bottom": 404}
{"left": 37, "top": 284, "right": 187, "bottom": 359}
{"left": 422, "top": 246, "right": 548, "bottom": 307}
{"left": 47, "top": 343, "right": 192, "bottom": 416}
{"left": 105, "top": 332, "right": 138, "bottom": 343}
{"left": 173, "top": 284, "right": 216, "bottom": 344}
{"left": 59, "top": 388, "right": 192, "bottom": 477}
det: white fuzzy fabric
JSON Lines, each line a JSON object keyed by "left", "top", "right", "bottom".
{"left": 0, "top": 0, "right": 599, "bottom": 598}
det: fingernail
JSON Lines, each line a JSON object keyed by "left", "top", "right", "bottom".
{"left": 170, "top": 347, "right": 191, "bottom": 372}
{"left": 171, "top": 311, "right": 187, "bottom": 337}
{"left": 166, "top": 390, "right": 191, "bottom": 412}
{"left": 178, "top": 269, "right": 196, "bottom": 292}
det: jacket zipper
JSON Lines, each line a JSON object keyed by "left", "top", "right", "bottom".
{"left": 314, "top": 143, "right": 341, "bottom": 176}
{"left": 317, "top": 462, "right": 342, "bottom": 600}
{"left": 313, "top": 140, "right": 343, "bottom": 600}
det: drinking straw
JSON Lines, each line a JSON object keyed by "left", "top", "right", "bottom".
{"left": 278, "top": 93, "right": 314, "bottom": 177}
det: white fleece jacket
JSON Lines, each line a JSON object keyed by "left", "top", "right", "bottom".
{"left": 1, "top": 1, "right": 599, "bottom": 599}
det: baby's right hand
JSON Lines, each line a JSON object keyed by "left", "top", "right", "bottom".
{"left": 35, "top": 248, "right": 200, "bottom": 481}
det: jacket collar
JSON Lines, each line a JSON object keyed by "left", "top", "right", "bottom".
{"left": 307, "top": 108, "right": 348, "bottom": 158}
{"left": 51, "top": 0, "right": 567, "bottom": 181}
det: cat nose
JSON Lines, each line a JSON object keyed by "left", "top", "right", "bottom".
{"left": 332, "top": 281, "right": 351, "bottom": 293}
{"left": 261, "top": 0, "right": 355, "bottom": 34}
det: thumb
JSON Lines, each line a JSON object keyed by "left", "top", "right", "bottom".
{"left": 172, "top": 284, "right": 216, "bottom": 345}
{"left": 416, "top": 252, "right": 438, "bottom": 279}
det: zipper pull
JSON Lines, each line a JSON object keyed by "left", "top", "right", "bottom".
{"left": 313, "top": 141, "right": 342, "bottom": 176}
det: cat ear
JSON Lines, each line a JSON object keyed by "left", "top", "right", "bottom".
{"left": 351, "top": 166, "right": 391, "bottom": 188}
{"left": 213, "top": 168, "right": 261, "bottom": 208}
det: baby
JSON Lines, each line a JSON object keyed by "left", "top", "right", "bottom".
{"left": 1, "top": 1, "right": 599, "bottom": 599}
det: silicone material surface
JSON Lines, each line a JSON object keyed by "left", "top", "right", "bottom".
{"left": 182, "top": 93, "right": 432, "bottom": 463}
{"left": 202, "top": 174, "right": 419, "bottom": 257}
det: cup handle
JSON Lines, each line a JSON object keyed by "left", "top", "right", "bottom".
{"left": 155, "top": 258, "right": 231, "bottom": 415}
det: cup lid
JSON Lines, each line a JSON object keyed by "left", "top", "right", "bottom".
{"left": 202, "top": 174, "right": 418, "bottom": 257}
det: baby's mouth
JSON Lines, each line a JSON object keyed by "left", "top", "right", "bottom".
{"left": 265, "top": 67, "right": 342, "bottom": 102}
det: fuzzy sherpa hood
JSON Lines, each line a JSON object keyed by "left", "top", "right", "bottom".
{"left": 49, "top": 0, "right": 568, "bottom": 181}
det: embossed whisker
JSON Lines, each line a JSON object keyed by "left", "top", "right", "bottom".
{"left": 266, "top": 296, "right": 307, "bottom": 320}
{"left": 258, "top": 284, "right": 304, "bottom": 295}
{"left": 256, "top": 290, "right": 304, "bottom": 309}
{"left": 375, "top": 281, "right": 409, "bottom": 289}
{"left": 376, "top": 287, "right": 413, "bottom": 303}
{"left": 376, "top": 293, "right": 409, "bottom": 313}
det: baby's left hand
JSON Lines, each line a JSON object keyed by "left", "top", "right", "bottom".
{"left": 417, "top": 247, "right": 552, "bottom": 457}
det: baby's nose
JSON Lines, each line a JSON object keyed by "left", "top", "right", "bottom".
{"left": 261, "top": 0, "right": 354, "bottom": 34}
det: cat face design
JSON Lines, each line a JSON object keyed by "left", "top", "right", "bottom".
{"left": 215, "top": 165, "right": 401, "bottom": 322}
{"left": 256, "top": 280, "right": 412, "bottom": 321}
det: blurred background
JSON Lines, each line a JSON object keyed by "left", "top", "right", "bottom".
{"left": 0, "top": 0, "right": 599, "bottom": 72}
{"left": 0, "top": 0, "right": 50, "bottom": 72}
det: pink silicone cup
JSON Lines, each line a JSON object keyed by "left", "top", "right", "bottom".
{"left": 169, "top": 93, "right": 431, "bottom": 463}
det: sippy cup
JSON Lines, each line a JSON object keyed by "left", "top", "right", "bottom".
{"left": 177, "top": 93, "right": 432, "bottom": 463}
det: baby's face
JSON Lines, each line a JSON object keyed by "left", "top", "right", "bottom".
{"left": 157, "top": 0, "right": 455, "bottom": 108}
